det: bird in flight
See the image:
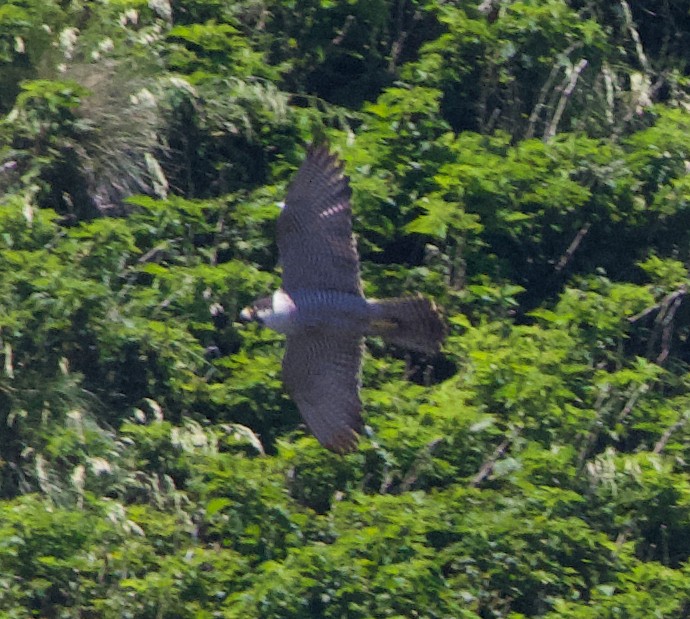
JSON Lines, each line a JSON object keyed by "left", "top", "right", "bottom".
{"left": 240, "top": 145, "right": 445, "bottom": 453}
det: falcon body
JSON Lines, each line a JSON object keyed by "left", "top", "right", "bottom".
{"left": 243, "top": 289, "right": 371, "bottom": 336}
{"left": 240, "top": 146, "right": 445, "bottom": 452}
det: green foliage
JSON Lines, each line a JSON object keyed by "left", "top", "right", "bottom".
{"left": 2, "top": 1, "right": 690, "bottom": 618}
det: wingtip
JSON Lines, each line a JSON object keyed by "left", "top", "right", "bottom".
{"left": 307, "top": 140, "right": 330, "bottom": 155}
{"left": 324, "top": 427, "right": 360, "bottom": 454}
{"left": 300, "top": 142, "right": 350, "bottom": 200}
{"left": 306, "top": 141, "right": 344, "bottom": 168}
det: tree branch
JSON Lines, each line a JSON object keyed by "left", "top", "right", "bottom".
{"left": 619, "top": 0, "right": 651, "bottom": 74}
{"left": 641, "top": 286, "right": 688, "bottom": 362}
{"left": 526, "top": 43, "right": 582, "bottom": 139}
{"left": 470, "top": 434, "right": 514, "bottom": 487}
{"left": 656, "top": 293, "right": 684, "bottom": 364}
{"left": 628, "top": 285, "right": 687, "bottom": 324}
{"left": 653, "top": 414, "right": 689, "bottom": 454}
{"left": 544, "top": 58, "right": 588, "bottom": 140}
{"left": 554, "top": 221, "right": 592, "bottom": 273}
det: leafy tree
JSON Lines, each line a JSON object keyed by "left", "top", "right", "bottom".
{"left": 2, "top": 1, "right": 690, "bottom": 617}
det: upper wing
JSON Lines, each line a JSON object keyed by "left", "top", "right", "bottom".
{"left": 282, "top": 333, "right": 364, "bottom": 453}
{"left": 277, "top": 145, "right": 362, "bottom": 295}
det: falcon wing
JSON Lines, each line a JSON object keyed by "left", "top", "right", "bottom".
{"left": 282, "top": 333, "right": 364, "bottom": 453}
{"left": 277, "top": 145, "right": 362, "bottom": 296}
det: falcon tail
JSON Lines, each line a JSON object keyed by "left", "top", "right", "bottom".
{"left": 368, "top": 296, "right": 446, "bottom": 355}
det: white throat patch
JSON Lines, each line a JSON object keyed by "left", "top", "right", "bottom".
{"left": 260, "top": 289, "right": 296, "bottom": 334}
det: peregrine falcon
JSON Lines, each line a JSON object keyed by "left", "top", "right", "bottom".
{"left": 240, "top": 145, "right": 445, "bottom": 453}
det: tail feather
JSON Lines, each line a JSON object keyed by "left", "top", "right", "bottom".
{"left": 368, "top": 296, "right": 446, "bottom": 354}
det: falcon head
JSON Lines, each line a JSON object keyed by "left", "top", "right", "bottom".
{"left": 239, "top": 296, "right": 274, "bottom": 325}
{"left": 239, "top": 290, "right": 297, "bottom": 334}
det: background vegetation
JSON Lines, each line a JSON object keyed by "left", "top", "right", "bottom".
{"left": 1, "top": 0, "right": 690, "bottom": 616}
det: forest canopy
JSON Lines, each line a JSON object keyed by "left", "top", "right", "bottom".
{"left": 2, "top": 0, "right": 690, "bottom": 617}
